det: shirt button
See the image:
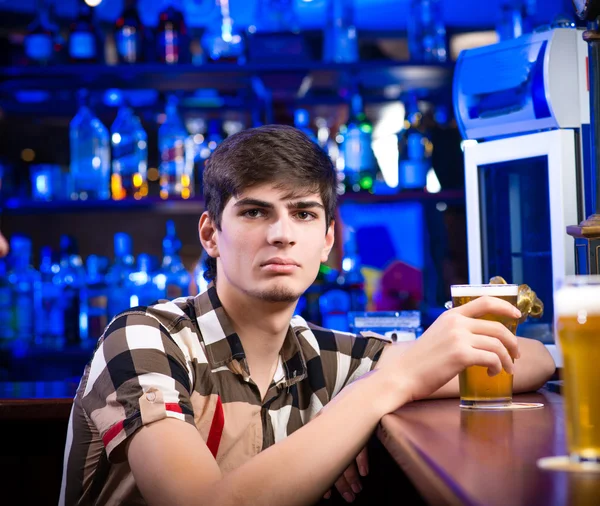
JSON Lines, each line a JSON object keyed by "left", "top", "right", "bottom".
{"left": 146, "top": 392, "right": 157, "bottom": 402}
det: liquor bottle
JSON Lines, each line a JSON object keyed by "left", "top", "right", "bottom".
{"left": 323, "top": 0, "right": 358, "bottom": 63}
{"left": 339, "top": 231, "right": 367, "bottom": 312}
{"left": 111, "top": 101, "right": 148, "bottom": 200}
{"left": 24, "top": 0, "right": 57, "bottom": 65}
{"left": 39, "top": 246, "right": 65, "bottom": 346}
{"left": 255, "top": 0, "right": 299, "bottom": 33}
{"left": 0, "top": 259, "right": 14, "bottom": 341}
{"left": 158, "top": 94, "right": 193, "bottom": 199}
{"left": 70, "top": 89, "right": 111, "bottom": 200}
{"left": 106, "top": 232, "right": 135, "bottom": 320}
{"left": 397, "top": 93, "right": 430, "bottom": 191}
{"left": 155, "top": 220, "right": 190, "bottom": 300}
{"left": 156, "top": 1, "right": 189, "bottom": 64}
{"left": 56, "top": 235, "right": 88, "bottom": 344}
{"left": 115, "top": 0, "right": 144, "bottom": 63}
{"left": 407, "top": 0, "right": 447, "bottom": 63}
{"left": 340, "top": 92, "right": 378, "bottom": 193}
{"left": 497, "top": 0, "right": 537, "bottom": 41}
{"left": 293, "top": 109, "right": 318, "bottom": 144}
{"left": 69, "top": 0, "right": 101, "bottom": 63}
{"left": 86, "top": 255, "right": 109, "bottom": 340}
{"left": 7, "top": 235, "right": 42, "bottom": 342}
{"left": 200, "top": 0, "right": 245, "bottom": 63}
{"left": 127, "top": 254, "right": 160, "bottom": 307}
{"left": 319, "top": 288, "right": 351, "bottom": 332}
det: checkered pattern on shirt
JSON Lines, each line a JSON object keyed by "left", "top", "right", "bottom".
{"left": 59, "top": 283, "right": 391, "bottom": 506}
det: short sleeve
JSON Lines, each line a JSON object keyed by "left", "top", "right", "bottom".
{"left": 79, "top": 310, "right": 196, "bottom": 461}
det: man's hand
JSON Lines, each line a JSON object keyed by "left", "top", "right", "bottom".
{"left": 324, "top": 447, "right": 368, "bottom": 502}
{"left": 375, "top": 295, "right": 522, "bottom": 409}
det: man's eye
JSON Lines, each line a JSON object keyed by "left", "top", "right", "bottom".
{"left": 296, "top": 211, "right": 316, "bottom": 220}
{"left": 243, "top": 209, "right": 264, "bottom": 218}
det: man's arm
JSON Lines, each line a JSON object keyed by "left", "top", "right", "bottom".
{"left": 412, "top": 337, "right": 555, "bottom": 399}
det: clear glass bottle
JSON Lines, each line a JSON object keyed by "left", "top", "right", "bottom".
{"left": 294, "top": 109, "right": 318, "bottom": 144}
{"left": 39, "top": 245, "right": 64, "bottom": 346}
{"left": 408, "top": 0, "right": 447, "bottom": 63}
{"left": 341, "top": 92, "right": 378, "bottom": 193}
{"left": 255, "top": 0, "right": 299, "bottom": 33}
{"left": 323, "top": 0, "right": 358, "bottom": 63}
{"left": 111, "top": 101, "right": 148, "bottom": 200}
{"left": 7, "top": 235, "right": 42, "bottom": 342}
{"left": 158, "top": 94, "right": 192, "bottom": 199}
{"left": 70, "top": 89, "right": 110, "bottom": 200}
{"left": 69, "top": 0, "right": 101, "bottom": 63}
{"left": 200, "top": 0, "right": 245, "bottom": 63}
{"left": 154, "top": 220, "right": 191, "bottom": 300}
{"left": 115, "top": 0, "right": 145, "bottom": 63}
{"left": 127, "top": 254, "right": 160, "bottom": 307}
{"left": 106, "top": 232, "right": 135, "bottom": 321}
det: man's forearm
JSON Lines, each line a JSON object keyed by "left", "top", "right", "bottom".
{"left": 210, "top": 370, "right": 405, "bottom": 506}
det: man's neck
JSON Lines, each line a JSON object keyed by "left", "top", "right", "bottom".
{"left": 214, "top": 279, "right": 297, "bottom": 373}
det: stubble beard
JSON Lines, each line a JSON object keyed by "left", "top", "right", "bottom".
{"left": 246, "top": 285, "right": 302, "bottom": 303}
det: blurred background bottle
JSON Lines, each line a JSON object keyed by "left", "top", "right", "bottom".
{"left": 7, "top": 235, "right": 41, "bottom": 342}
{"left": 110, "top": 100, "right": 148, "bottom": 200}
{"left": 397, "top": 93, "right": 431, "bottom": 191}
{"left": 70, "top": 89, "right": 110, "bottom": 200}
{"left": 127, "top": 253, "right": 160, "bottom": 307}
{"left": 341, "top": 91, "right": 378, "bottom": 193}
{"left": 408, "top": 0, "right": 447, "bottom": 63}
{"left": 293, "top": 108, "right": 318, "bottom": 144}
{"left": 0, "top": 258, "right": 14, "bottom": 341}
{"left": 106, "top": 232, "right": 135, "bottom": 321}
{"left": 200, "top": 0, "right": 245, "bottom": 63}
{"left": 69, "top": 0, "right": 101, "bottom": 63}
{"left": 158, "top": 94, "right": 193, "bottom": 199}
{"left": 154, "top": 220, "right": 190, "bottom": 300}
{"left": 57, "top": 235, "right": 87, "bottom": 345}
{"left": 39, "top": 245, "right": 64, "bottom": 346}
{"left": 323, "top": 0, "right": 358, "bottom": 63}
{"left": 115, "top": 0, "right": 145, "bottom": 63}
{"left": 24, "top": 0, "right": 58, "bottom": 65}
{"left": 86, "top": 255, "right": 109, "bottom": 340}
{"left": 157, "top": 0, "right": 188, "bottom": 64}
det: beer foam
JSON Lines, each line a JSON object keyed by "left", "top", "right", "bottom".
{"left": 555, "top": 286, "right": 600, "bottom": 316}
{"left": 450, "top": 284, "right": 518, "bottom": 297}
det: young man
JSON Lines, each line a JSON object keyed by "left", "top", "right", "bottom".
{"left": 60, "top": 125, "right": 555, "bottom": 506}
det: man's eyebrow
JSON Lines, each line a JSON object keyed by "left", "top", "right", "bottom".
{"left": 233, "top": 198, "right": 275, "bottom": 209}
{"left": 287, "top": 200, "right": 325, "bottom": 211}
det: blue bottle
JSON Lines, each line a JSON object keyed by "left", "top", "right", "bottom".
{"left": 294, "top": 109, "right": 318, "bottom": 144}
{"left": 408, "top": 0, "right": 447, "bottom": 63}
{"left": 155, "top": 220, "right": 190, "bottom": 300}
{"left": 0, "top": 259, "right": 13, "bottom": 341}
{"left": 127, "top": 254, "right": 160, "bottom": 307}
{"left": 323, "top": 0, "right": 358, "bottom": 63}
{"left": 111, "top": 101, "right": 148, "bottom": 200}
{"left": 70, "top": 89, "right": 110, "bottom": 200}
{"left": 57, "top": 235, "right": 88, "bottom": 344}
{"left": 319, "top": 289, "right": 351, "bottom": 332}
{"left": 7, "top": 235, "right": 42, "bottom": 342}
{"left": 86, "top": 255, "right": 109, "bottom": 340}
{"left": 39, "top": 246, "right": 65, "bottom": 346}
{"left": 106, "top": 232, "right": 135, "bottom": 320}
{"left": 340, "top": 232, "right": 367, "bottom": 312}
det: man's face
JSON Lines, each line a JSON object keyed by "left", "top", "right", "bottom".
{"left": 207, "top": 183, "right": 334, "bottom": 303}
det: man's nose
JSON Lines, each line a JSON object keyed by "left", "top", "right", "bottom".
{"left": 267, "top": 216, "right": 296, "bottom": 246}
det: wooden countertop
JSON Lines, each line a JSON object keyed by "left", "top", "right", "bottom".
{"left": 0, "top": 380, "right": 77, "bottom": 421}
{"left": 377, "top": 389, "right": 600, "bottom": 506}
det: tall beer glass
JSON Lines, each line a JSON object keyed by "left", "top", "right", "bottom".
{"left": 555, "top": 275, "right": 600, "bottom": 463}
{"left": 451, "top": 284, "right": 519, "bottom": 409}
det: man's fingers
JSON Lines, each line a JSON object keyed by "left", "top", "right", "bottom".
{"left": 323, "top": 489, "right": 332, "bottom": 500}
{"left": 468, "top": 334, "right": 514, "bottom": 374}
{"left": 469, "top": 348, "right": 504, "bottom": 377}
{"left": 333, "top": 474, "right": 355, "bottom": 503}
{"left": 466, "top": 319, "right": 519, "bottom": 359}
{"left": 355, "top": 446, "right": 369, "bottom": 476}
{"left": 343, "top": 462, "right": 362, "bottom": 494}
{"left": 455, "top": 295, "right": 521, "bottom": 321}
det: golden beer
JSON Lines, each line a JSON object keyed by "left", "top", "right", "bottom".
{"left": 556, "top": 277, "right": 600, "bottom": 463}
{"left": 451, "top": 284, "right": 519, "bottom": 408}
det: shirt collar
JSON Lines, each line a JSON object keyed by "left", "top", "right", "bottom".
{"left": 193, "top": 283, "right": 308, "bottom": 388}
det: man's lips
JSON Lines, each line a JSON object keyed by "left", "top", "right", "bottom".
{"left": 260, "top": 258, "right": 300, "bottom": 273}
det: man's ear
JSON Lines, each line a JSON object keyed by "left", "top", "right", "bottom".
{"left": 199, "top": 212, "right": 219, "bottom": 258}
{"left": 321, "top": 220, "right": 335, "bottom": 263}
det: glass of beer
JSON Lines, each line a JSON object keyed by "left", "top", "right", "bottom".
{"left": 555, "top": 275, "right": 600, "bottom": 464}
{"left": 451, "top": 284, "right": 519, "bottom": 409}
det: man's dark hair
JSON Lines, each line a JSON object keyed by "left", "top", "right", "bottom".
{"left": 202, "top": 124, "right": 337, "bottom": 281}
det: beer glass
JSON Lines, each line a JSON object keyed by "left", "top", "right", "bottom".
{"left": 555, "top": 275, "right": 600, "bottom": 464}
{"left": 451, "top": 284, "right": 519, "bottom": 409}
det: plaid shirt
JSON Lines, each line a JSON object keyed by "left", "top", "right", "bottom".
{"left": 60, "top": 283, "right": 390, "bottom": 506}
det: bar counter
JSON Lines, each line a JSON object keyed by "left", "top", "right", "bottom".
{"left": 377, "top": 389, "right": 600, "bottom": 506}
